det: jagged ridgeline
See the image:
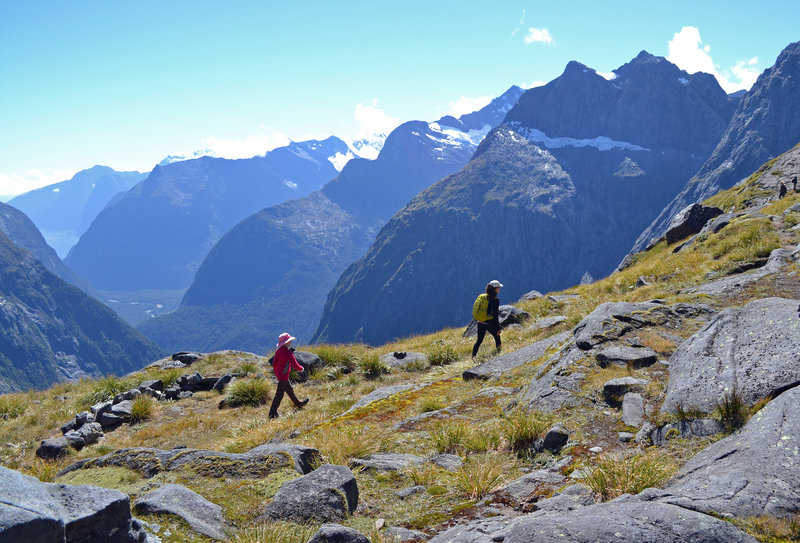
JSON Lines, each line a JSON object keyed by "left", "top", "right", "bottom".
{"left": 137, "top": 87, "right": 524, "bottom": 353}
{"left": 314, "top": 51, "right": 742, "bottom": 345}
{"left": 2, "top": 141, "right": 799, "bottom": 541}
{"left": 0, "top": 229, "right": 164, "bottom": 392}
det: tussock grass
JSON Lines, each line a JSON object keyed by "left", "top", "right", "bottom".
{"left": 305, "top": 424, "right": 382, "bottom": 465}
{"left": 357, "top": 352, "right": 390, "bottom": 379}
{"left": 716, "top": 388, "right": 749, "bottom": 433}
{"left": 84, "top": 375, "right": 138, "bottom": 405}
{"left": 430, "top": 420, "right": 468, "bottom": 454}
{"left": 405, "top": 463, "right": 441, "bottom": 486}
{"left": 0, "top": 394, "right": 27, "bottom": 420}
{"left": 307, "top": 344, "right": 362, "bottom": 372}
{"left": 733, "top": 514, "right": 800, "bottom": 543}
{"left": 579, "top": 452, "right": 675, "bottom": 501}
{"left": 128, "top": 396, "right": 156, "bottom": 423}
{"left": 502, "top": 408, "right": 550, "bottom": 457}
{"left": 452, "top": 454, "right": 509, "bottom": 500}
{"left": 237, "top": 361, "right": 259, "bottom": 375}
{"left": 427, "top": 340, "right": 461, "bottom": 366}
{"left": 227, "top": 522, "right": 317, "bottom": 543}
{"left": 419, "top": 397, "right": 446, "bottom": 413}
{"left": 224, "top": 378, "right": 271, "bottom": 408}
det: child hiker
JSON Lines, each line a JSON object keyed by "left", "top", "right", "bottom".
{"left": 269, "top": 332, "right": 309, "bottom": 419}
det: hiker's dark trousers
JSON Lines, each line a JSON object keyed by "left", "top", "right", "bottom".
{"left": 269, "top": 380, "right": 302, "bottom": 417}
{"left": 472, "top": 321, "right": 501, "bottom": 356}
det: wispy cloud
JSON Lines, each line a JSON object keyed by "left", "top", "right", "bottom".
{"left": 511, "top": 9, "right": 526, "bottom": 37}
{"left": 353, "top": 99, "right": 401, "bottom": 140}
{"left": 445, "top": 96, "right": 492, "bottom": 118}
{"left": 0, "top": 168, "right": 78, "bottom": 200}
{"left": 204, "top": 131, "right": 291, "bottom": 159}
{"left": 524, "top": 27, "right": 553, "bottom": 45}
{"left": 667, "top": 26, "right": 760, "bottom": 93}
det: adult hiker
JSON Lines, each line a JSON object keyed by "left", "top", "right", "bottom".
{"left": 269, "top": 332, "right": 309, "bottom": 419}
{"left": 472, "top": 280, "right": 503, "bottom": 357}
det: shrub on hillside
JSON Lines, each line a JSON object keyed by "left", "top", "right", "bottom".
{"left": 357, "top": 353, "right": 389, "bottom": 379}
{"left": 223, "top": 379, "right": 271, "bottom": 408}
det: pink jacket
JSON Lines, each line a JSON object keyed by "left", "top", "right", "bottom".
{"left": 273, "top": 346, "right": 304, "bottom": 381}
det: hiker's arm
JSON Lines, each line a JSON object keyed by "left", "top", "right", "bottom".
{"left": 289, "top": 352, "right": 304, "bottom": 372}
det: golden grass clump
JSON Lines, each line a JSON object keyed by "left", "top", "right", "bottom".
{"left": 452, "top": 453, "right": 509, "bottom": 500}
{"left": 224, "top": 378, "right": 271, "bottom": 408}
{"left": 578, "top": 452, "right": 675, "bottom": 501}
{"left": 128, "top": 395, "right": 156, "bottom": 423}
{"left": 0, "top": 394, "right": 27, "bottom": 420}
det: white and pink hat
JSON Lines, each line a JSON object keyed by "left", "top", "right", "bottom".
{"left": 276, "top": 332, "right": 296, "bottom": 349}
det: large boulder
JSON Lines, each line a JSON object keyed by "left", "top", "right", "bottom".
{"left": 662, "top": 297, "right": 800, "bottom": 414}
{"left": 133, "top": 484, "right": 227, "bottom": 540}
{"left": 261, "top": 464, "right": 358, "bottom": 523}
{"left": 642, "top": 385, "right": 800, "bottom": 519}
{"left": 307, "top": 523, "right": 370, "bottom": 543}
{"left": 294, "top": 350, "right": 326, "bottom": 381}
{"left": 664, "top": 203, "right": 723, "bottom": 245}
{"left": 573, "top": 301, "right": 714, "bottom": 350}
{"left": 35, "top": 437, "right": 69, "bottom": 460}
{"left": 379, "top": 351, "right": 428, "bottom": 370}
{"left": 503, "top": 500, "right": 757, "bottom": 543}
{"left": 463, "top": 305, "right": 530, "bottom": 337}
{"left": 0, "top": 465, "right": 150, "bottom": 543}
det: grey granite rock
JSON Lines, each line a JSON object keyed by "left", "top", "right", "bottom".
{"left": 463, "top": 331, "right": 571, "bottom": 381}
{"left": 662, "top": 297, "right": 800, "bottom": 414}
{"left": 603, "top": 377, "right": 648, "bottom": 406}
{"left": 261, "top": 464, "right": 358, "bottom": 523}
{"left": 350, "top": 453, "right": 426, "bottom": 472}
{"left": 595, "top": 346, "right": 657, "bottom": 368}
{"left": 0, "top": 466, "right": 63, "bottom": 542}
{"left": 647, "top": 386, "right": 800, "bottom": 518}
{"left": 429, "top": 453, "right": 463, "bottom": 471}
{"left": 379, "top": 351, "right": 428, "bottom": 370}
{"left": 503, "top": 500, "right": 757, "bottom": 543}
{"left": 690, "top": 247, "right": 796, "bottom": 296}
{"left": 344, "top": 384, "right": 420, "bottom": 415}
{"left": 664, "top": 203, "right": 723, "bottom": 245}
{"left": 500, "top": 469, "right": 566, "bottom": 503}
{"left": 427, "top": 515, "right": 522, "bottom": 543}
{"left": 542, "top": 424, "right": 569, "bottom": 453}
{"left": 621, "top": 393, "right": 645, "bottom": 427}
{"left": 394, "top": 486, "right": 426, "bottom": 499}
{"left": 527, "top": 315, "right": 567, "bottom": 332}
{"left": 134, "top": 484, "right": 227, "bottom": 540}
{"left": 383, "top": 526, "right": 428, "bottom": 542}
{"left": 519, "top": 342, "right": 586, "bottom": 413}
{"left": 35, "top": 436, "right": 68, "bottom": 459}
{"left": 648, "top": 418, "right": 723, "bottom": 446}
{"left": 307, "top": 523, "right": 370, "bottom": 543}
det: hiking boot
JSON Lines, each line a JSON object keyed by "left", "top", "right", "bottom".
{"left": 298, "top": 398, "right": 309, "bottom": 408}
{"left": 268, "top": 412, "right": 278, "bottom": 419}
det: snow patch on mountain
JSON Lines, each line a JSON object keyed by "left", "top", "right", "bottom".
{"left": 508, "top": 122, "right": 650, "bottom": 152}
{"left": 429, "top": 122, "right": 493, "bottom": 147}
{"left": 159, "top": 148, "right": 215, "bottom": 165}
{"left": 329, "top": 151, "right": 355, "bottom": 172}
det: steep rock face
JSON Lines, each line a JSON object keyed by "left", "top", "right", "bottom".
{"left": 314, "top": 128, "right": 579, "bottom": 345}
{"left": 0, "top": 202, "right": 88, "bottom": 292}
{"left": 0, "top": 231, "right": 163, "bottom": 392}
{"left": 65, "top": 138, "right": 349, "bottom": 290}
{"left": 315, "top": 52, "right": 734, "bottom": 345}
{"left": 7, "top": 166, "right": 146, "bottom": 257}
{"left": 138, "top": 88, "right": 524, "bottom": 352}
{"left": 631, "top": 41, "right": 800, "bottom": 251}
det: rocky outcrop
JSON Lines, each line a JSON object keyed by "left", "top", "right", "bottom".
{"left": 663, "top": 203, "right": 723, "bottom": 245}
{"left": 133, "top": 484, "right": 227, "bottom": 540}
{"left": 463, "top": 331, "right": 571, "bottom": 381}
{"left": 379, "top": 351, "right": 428, "bottom": 370}
{"left": 643, "top": 385, "right": 800, "bottom": 518}
{"left": 350, "top": 453, "right": 426, "bottom": 472}
{"left": 307, "top": 523, "right": 370, "bottom": 543}
{"left": 0, "top": 465, "right": 153, "bottom": 542}
{"left": 343, "top": 384, "right": 421, "bottom": 415}
{"left": 662, "top": 297, "right": 800, "bottom": 414}
{"left": 261, "top": 464, "right": 359, "bottom": 523}
{"left": 58, "top": 443, "right": 318, "bottom": 479}
{"left": 502, "top": 500, "right": 758, "bottom": 543}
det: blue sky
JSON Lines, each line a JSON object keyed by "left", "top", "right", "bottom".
{"left": 1, "top": 0, "right": 797, "bottom": 198}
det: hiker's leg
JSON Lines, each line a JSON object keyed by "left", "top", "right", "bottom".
{"left": 269, "top": 381, "right": 287, "bottom": 418}
{"left": 284, "top": 381, "right": 304, "bottom": 407}
{"left": 472, "top": 323, "right": 487, "bottom": 356}
{"left": 492, "top": 327, "right": 502, "bottom": 352}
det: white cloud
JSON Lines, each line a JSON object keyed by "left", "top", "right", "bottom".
{"left": 0, "top": 168, "right": 77, "bottom": 200}
{"left": 353, "top": 99, "right": 401, "bottom": 141}
{"left": 667, "top": 26, "right": 760, "bottom": 93}
{"left": 524, "top": 27, "right": 553, "bottom": 45}
{"left": 511, "top": 9, "right": 526, "bottom": 37}
{"left": 446, "top": 96, "right": 492, "bottom": 118}
{"left": 521, "top": 80, "right": 547, "bottom": 89}
{"left": 203, "top": 130, "right": 291, "bottom": 159}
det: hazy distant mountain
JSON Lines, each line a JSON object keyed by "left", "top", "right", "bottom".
{"left": 0, "top": 201, "right": 90, "bottom": 293}
{"left": 65, "top": 137, "right": 350, "bottom": 291}
{"left": 138, "top": 87, "right": 524, "bottom": 353}
{"left": 314, "top": 52, "right": 737, "bottom": 345}
{"left": 631, "top": 41, "right": 800, "bottom": 252}
{"left": 0, "top": 230, "right": 163, "bottom": 392}
{"left": 8, "top": 166, "right": 146, "bottom": 257}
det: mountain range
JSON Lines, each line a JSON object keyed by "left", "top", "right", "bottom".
{"left": 314, "top": 50, "right": 749, "bottom": 345}
{"left": 8, "top": 166, "right": 146, "bottom": 257}
{"left": 137, "top": 87, "right": 524, "bottom": 352}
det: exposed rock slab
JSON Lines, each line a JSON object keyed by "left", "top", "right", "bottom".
{"left": 261, "top": 464, "right": 358, "bottom": 523}
{"left": 690, "top": 247, "right": 797, "bottom": 296}
{"left": 519, "top": 342, "right": 587, "bottom": 413}
{"left": 662, "top": 297, "right": 800, "bottom": 414}
{"left": 58, "top": 442, "right": 318, "bottom": 479}
{"left": 595, "top": 346, "right": 657, "bottom": 368}
{"left": 644, "top": 386, "right": 800, "bottom": 518}
{"left": 463, "top": 331, "right": 571, "bottom": 380}
{"left": 350, "top": 453, "right": 426, "bottom": 472}
{"left": 379, "top": 351, "right": 428, "bottom": 370}
{"left": 343, "top": 384, "right": 420, "bottom": 415}
{"left": 527, "top": 315, "right": 567, "bottom": 331}
{"left": 500, "top": 469, "right": 566, "bottom": 503}
{"left": 134, "top": 484, "right": 227, "bottom": 540}
{"left": 503, "top": 500, "right": 757, "bottom": 543}
{"left": 427, "top": 515, "right": 522, "bottom": 543}
{"left": 573, "top": 301, "right": 714, "bottom": 350}
{"left": 429, "top": 453, "right": 463, "bottom": 471}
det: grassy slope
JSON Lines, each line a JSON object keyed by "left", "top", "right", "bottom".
{"left": 2, "top": 162, "right": 800, "bottom": 542}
